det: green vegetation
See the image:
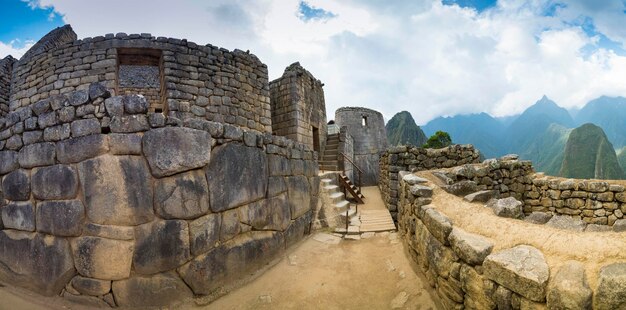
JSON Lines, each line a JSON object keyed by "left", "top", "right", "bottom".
{"left": 423, "top": 131, "right": 452, "bottom": 149}
{"left": 385, "top": 111, "right": 427, "bottom": 146}
{"left": 559, "top": 123, "right": 625, "bottom": 180}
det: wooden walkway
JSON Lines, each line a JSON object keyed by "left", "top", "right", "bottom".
{"left": 357, "top": 186, "right": 396, "bottom": 232}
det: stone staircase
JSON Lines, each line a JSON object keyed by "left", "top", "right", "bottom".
{"left": 321, "top": 178, "right": 359, "bottom": 227}
{"left": 319, "top": 133, "right": 339, "bottom": 171}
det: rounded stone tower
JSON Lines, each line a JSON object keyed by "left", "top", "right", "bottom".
{"left": 335, "top": 107, "right": 388, "bottom": 186}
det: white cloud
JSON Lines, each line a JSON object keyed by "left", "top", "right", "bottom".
{"left": 11, "top": 0, "right": 626, "bottom": 125}
{"left": 0, "top": 40, "right": 35, "bottom": 59}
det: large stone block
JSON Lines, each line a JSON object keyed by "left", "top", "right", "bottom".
{"left": 133, "top": 220, "right": 190, "bottom": 275}
{"left": 422, "top": 206, "right": 453, "bottom": 245}
{"left": 109, "top": 133, "right": 142, "bottom": 155}
{"left": 189, "top": 213, "right": 221, "bottom": 256}
{"left": 71, "top": 275, "right": 111, "bottom": 296}
{"left": 594, "top": 263, "right": 626, "bottom": 309}
{"left": 487, "top": 197, "right": 523, "bottom": 219}
{"left": 71, "top": 236, "right": 134, "bottom": 280}
{"left": 206, "top": 143, "right": 268, "bottom": 212}
{"left": 112, "top": 272, "right": 193, "bottom": 307}
{"left": 442, "top": 180, "right": 478, "bottom": 196}
{"left": 0, "top": 231, "right": 75, "bottom": 296}
{"left": 484, "top": 245, "right": 549, "bottom": 302}
{"left": 18, "top": 142, "right": 56, "bottom": 168}
{"left": 0, "top": 151, "right": 18, "bottom": 175}
{"left": 36, "top": 200, "right": 84, "bottom": 236}
{"left": 83, "top": 223, "right": 134, "bottom": 240}
{"left": 31, "top": 164, "right": 78, "bottom": 200}
{"left": 179, "top": 231, "right": 284, "bottom": 294}
{"left": 2, "top": 169, "right": 30, "bottom": 201}
{"left": 78, "top": 155, "right": 154, "bottom": 225}
{"left": 268, "top": 154, "right": 291, "bottom": 176}
{"left": 154, "top": 169, "right": 209, "bottom": 219}
{"left": 1, "top": 201, "right": 35, "bottom": 231}
{"left": 425, "top": 233, "right": 459, "bottom": 278}
{"left": 448, "top": 227, "right": 494, "bottom": 265}
{"left": 547, "top": 261, "right": 592, "bottom": 310}
{"left": 220, "top": 208, "right": 241, "bottom": 242}
{"left": 285, "top": 211, "right": 312, "bottom": 247}
{"left": 239, "top": 193, "right": 291, "bottom": 231}
{"left": 142, "top": 127, "right": 212, "bottom": 177}
{"left": 286, "top": 175, "right": 312, "bottom": 219}
{"left": 56, "top": 134, "right": 109, "bottom": 164}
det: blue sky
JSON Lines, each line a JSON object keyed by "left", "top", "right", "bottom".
{"left": 0, "top": 0, "right": 63, "bottom": 46}
{"left": 4, "top": 0, "right": 626, "bottom": 124}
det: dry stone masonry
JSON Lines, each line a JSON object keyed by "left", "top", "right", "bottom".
{"left": 0, "top": 25, "right": 320, "bottom": 307}
{"left": 379, "top": 144, "right": 481, "bottom": 219}
{"left": 335, "top": 107, "right": 387, "bottom": 186}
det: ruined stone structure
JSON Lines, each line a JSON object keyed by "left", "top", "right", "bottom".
{"left": 335, "top": 107, "right": 387, "bottom": 186}
{"left": 0, "top": 56, "right": 15, "bottom": 116}
{"left": 270, "top": 62, "right": 327, "bottom": 154}
{"left": 0, "top": 25, "right": 318, "bottom": 307}
{"left": 389, "top": 147, "right": 626, "bottom": 309}
{"left": 379, "top": 145, "right": 481, "bottom": 219}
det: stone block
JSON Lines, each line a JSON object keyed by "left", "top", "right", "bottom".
{"left": 32, "top": 164, "right": 78, "bottom": 200}
{"left": 133, "top": 220, "right": 190, "bottom": 275}
{"left": 70, "top": 118, "right": 101, "bottom": 137}
{"left": 459, "top": 265, "right": 496, "bottom": 309}
{"left": 154, "top": 169, "right": 209, "bottom": 219}
{"left": 285, "top": 211, "right": 312, "bottom": 248}
{"left": 546, "top": 215, "right": 586, "bottom": 232}
{"left": 18, "top": 142, "right": 56, "bottom": 168}
{"left": 425, "top": 232, "right": 459, "bottom": 278}
{"left": 547, "top": 261, "right": 592, "bottom": 310}
{"left": 286, "top": 175, "right": 312, "bottom": 219}
{"left": 2, "top": 169, "right": 30, "bottom": 201}
{"left": 36, "top": 200, "right": 84, "bottom": 237}
{"left": 78, "top": 155, "right": 154, "bottom": 225}
{"left": 68, "top": 90, "right": 89, "bottom": 106}
{"left": 143, "top": 127, "right": 212, "bottom": 177}
{"left": 56, "top": 134, "right": 109, "bottom": 163}
{"left": 422, "top": 206, "right": 453, "bottom": 245}
{"left": 189, "top": 213, "right": 221, "bottom": 256}
{"left": 109, "top": 133, "right": 142, "bottom": 155}
{"left": 0, "top": 231, "right": 75, "bottom": 296}
{"left": 239, "top": 193, "right": 291, "bottom": 231}
{"left": 268, "top": 176, "right": 287, "bottom": 197}
{"left": 448, "top": 227, "right": 494, "bottom": 265}
{"left": 123, "top": 94, "right": 149, "bottom": 114}
{"left": 71, "top": 236, "right": 133, "bottom": 280}
{"left": 104, "top": 96, "right": 124, "bottom": 117}
{"left": 410, "top": 184, "right": 433, "bottom": 197}
{"left": 71, "top": 275, "right": 111, "bottom": 296}
{"left": 110, "top": 115, "right": 150, "bottom": 133}
{"left": 464, "top": 190, "right": 498, "bottom": 203}
{"left": 443, "top": 180, "right": 478, "bottom": 196}
{"left": 483, "top": 245, "right": 549, "bottom": 302}
{"left": 594, "top": 263, "right": 626, "bottom": 309}
{"left": 88, "top": 82, "right": 110, "bottom": 100}
{"left": 83, "top": 223, "right": 134, "bottom": 240}
{"left": 179, "top": 231, "right": 284, "bottom": 294}
{"left": 112, "top": 272, "right": 193, "bottom": 307}
{"left": 220, "top": 208, "right": 241, "bottom": 242}
{"left": 268, "top": 154, "right": 291, "bottom": 176}
{"left": 524, "top": 212, "right": 553, "bottom": 224}
{"left": 0, "top": 151, "right": 19, "bottom": 175}
{"left": 206, "top": 143, "right": 267, "bottom": 211}
{"left": 487, "top": 197, "right": 523, "bottom": 219}
{"left": 1, "top": 201, "right": 35, "bottom": 231}
{"left": 402, "top": 174, "right": 428, "bottom": 185}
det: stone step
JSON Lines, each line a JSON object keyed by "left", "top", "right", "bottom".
{"left": 322, "top": 155, "right": 337, "bottom": 161}
{"left": 323, "top": 184, "right": 339, "bottom": 192}
{"left": 335, "top": 200, "right": 350, "bottom": 212}
{"left": 321, "top": 178, "right": 333, "bottom": 185}
{"left": 329, "top": 192, "right": 345, "bottom": 204}
{"left": 320, "top": 166, "right": 339, "bottom": 171}
{"left": 340, "top": 208, "right": 358, "bottom": 222}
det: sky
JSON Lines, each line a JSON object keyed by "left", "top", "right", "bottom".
{"left": 2, "top": 0, "right": 626, "bottom": 125}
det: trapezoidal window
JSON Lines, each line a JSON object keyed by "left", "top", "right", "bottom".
{"left": 362, "top": 116, "right": 368, "bottom": 127}
{"left": 117, "top": 48, "right": 165, "bottom": 113}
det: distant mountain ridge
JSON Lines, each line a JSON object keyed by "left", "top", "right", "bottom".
{"left": 415, "top": 95, "right": 626, "bottom": 180}
{"left": 386, "top": 111, "right": 427, "bottom": 146}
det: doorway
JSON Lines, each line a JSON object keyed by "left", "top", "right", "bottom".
{"left": 312, "top": 126, "right": 320, "bottom": 152}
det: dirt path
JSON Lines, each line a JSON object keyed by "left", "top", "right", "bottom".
{"left": 206, "top": 232, "right": 438, "bottom": 310}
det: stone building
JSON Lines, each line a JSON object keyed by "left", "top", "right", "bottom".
{"left": 270, "top": 62, "right": 327, "bottom": 154}
{"left": 335, "top": 107, "right": 388, "bottom": 186}
{"left": 0, "top": 25, "right": 318, "bottom": 307}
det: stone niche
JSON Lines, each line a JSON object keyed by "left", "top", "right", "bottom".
{"left": 116, "top": 48, "right": 165, "bottom": 113}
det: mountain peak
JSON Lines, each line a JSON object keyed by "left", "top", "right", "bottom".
{"left": 386, "top": 111, "right": 427, "bottom": 146}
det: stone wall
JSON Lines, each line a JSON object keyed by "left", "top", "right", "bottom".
{"left": 0, "top": 87, "right": 318, "bottom": 306}
{"left": 8, "top": 25, "right": 271, "bottom": 133}
{"left": 0, "top": 56, "right": 15, "bottom": 117}
{"left": 335, "top": 107, "right": 387, "bottom": 186}
{"left": 439, "top": 157, "right": 626, "bottom": 226}
{"left": 379, "top": 145, "right": 481, "bottom": 219}
{"left": 398, "top": 172, "right": 626, "bottom": 310}
{"left": 269, "top": 62, "right": 327, "bottom": 153}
